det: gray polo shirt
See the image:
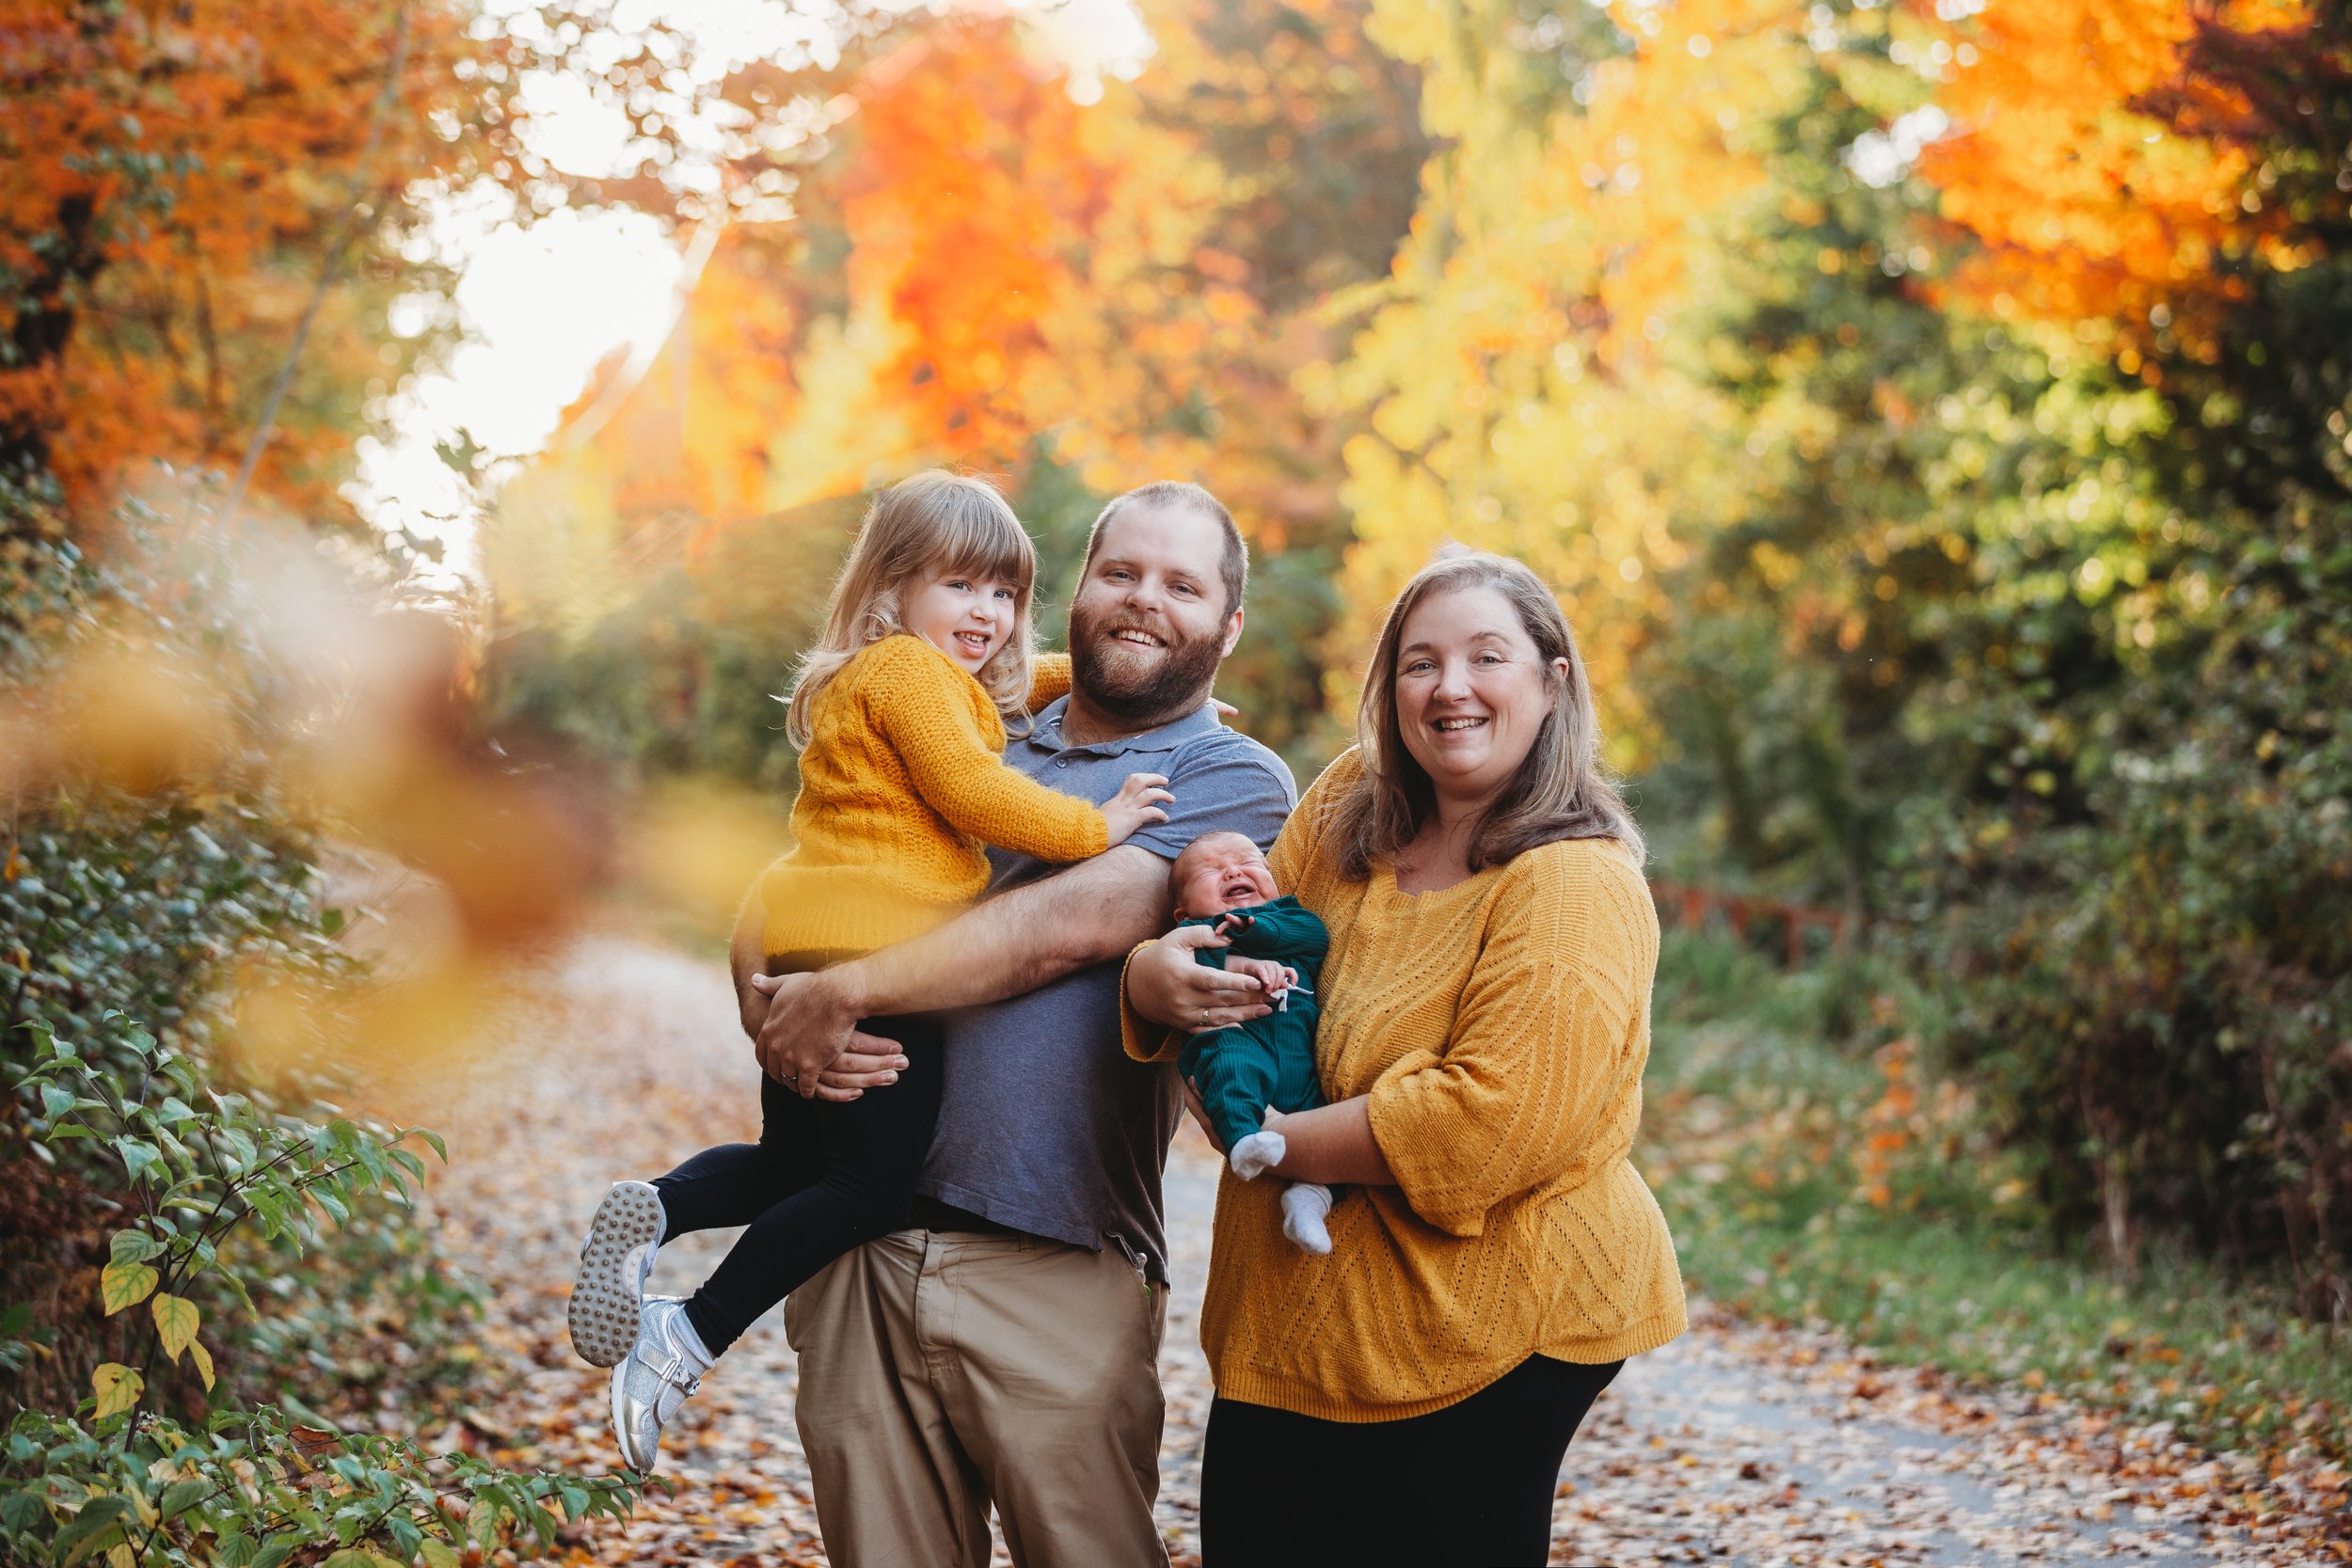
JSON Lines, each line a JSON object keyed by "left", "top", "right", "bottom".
{"left": 916, "top": 696, "right": 1295, "bottom": 1279}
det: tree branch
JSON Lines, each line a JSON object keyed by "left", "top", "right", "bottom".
{"left": 219, "top": 1, "right": 413, "bottom": 533}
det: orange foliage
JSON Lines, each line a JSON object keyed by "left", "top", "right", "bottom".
{"left": 842, "top": 32, "right": 1114, "bottom": 458}
{"left": 1914, "top": 0, "right": 2312, "bottom": 355}
{"left": 0, "top": 0, "right": 516, "bottom": 519}
{"left": 551, "top": 228, "right": 805, "bottom": 527}
{"left": 545, "top": 13, "right": 1359, "bottom": 547}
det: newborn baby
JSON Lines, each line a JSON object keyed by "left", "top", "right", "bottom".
{"left": 1168, "top": 831, "right": 1336, "bottom": 1254}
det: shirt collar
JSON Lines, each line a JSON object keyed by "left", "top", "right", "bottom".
{"left": 1027, "top": 696, "right": 1223, "bottom": 757}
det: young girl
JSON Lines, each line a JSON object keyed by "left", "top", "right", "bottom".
{"left": 569, "top": 470, "right": 1170, "bottom": 1473}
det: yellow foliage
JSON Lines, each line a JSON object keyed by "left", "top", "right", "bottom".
{"left": 1324, "top": 0, "right": 1814, "bottom": 752}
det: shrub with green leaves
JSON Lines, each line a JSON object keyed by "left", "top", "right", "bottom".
{"left": 0, "top": 1015, "right": 642, "bottom": 1568}
{"left": 4, "top": 476, "right": 494, "bottom": 1422}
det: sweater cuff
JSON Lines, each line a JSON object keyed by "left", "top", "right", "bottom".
{"left": 1365, "top": 1053, "right": 1489, "bottom": 1239}
{"left": 1119, "top": 943, "right": 1184, "bottom": 1064}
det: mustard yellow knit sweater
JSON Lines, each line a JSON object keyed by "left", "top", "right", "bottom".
{"left": 759, "top": 637, "right": 1094, "bottom": 957}
{"left": 1125, "top": 748, "right": 1686, "bottom": 1421}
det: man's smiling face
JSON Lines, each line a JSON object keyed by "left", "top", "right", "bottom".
{"left": 1067, "top": 501, "right": 1240, "bottom": 723}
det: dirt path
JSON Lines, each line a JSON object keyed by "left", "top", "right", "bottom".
{"left": 417, "top": 936, "right": 2336, "bottom": 1567}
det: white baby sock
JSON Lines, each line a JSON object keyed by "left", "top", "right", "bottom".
{"left": 1281, "top": 1182, "right": 1333, "bottom": 1255}
{"left": 1229, "top": 1130, "right": 1287, "bottom": 1180}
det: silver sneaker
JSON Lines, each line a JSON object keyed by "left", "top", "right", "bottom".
{"left": 608, "top": 1296, "right": 709, "bottom": 1474}
{"left": 569, "top": 1180, "right": 664, "bottom": 1368}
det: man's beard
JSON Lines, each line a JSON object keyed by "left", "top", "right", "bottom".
{"left": 1069, "top": 600, "right": 1225, "bottom": 723}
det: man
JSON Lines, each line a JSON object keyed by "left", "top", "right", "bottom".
{"left": 731, "top": 481, "right": 1295, "bottom": 1568}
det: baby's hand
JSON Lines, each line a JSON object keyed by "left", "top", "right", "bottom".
{"left": 1213, "top": 911, "right": 1256, "bottom": 938}
{"left": 1103, "top": 772, "right": 1173, "bottom": 846}
{"left": 1223, "top": 955, "right": 1295, "bottom": 995}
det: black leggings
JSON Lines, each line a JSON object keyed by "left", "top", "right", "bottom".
{"left": 653, "top": 1003, "right": 942, "bottom": 1355}
{"left": 1200, "top": 1354, "right": 1621, "bottom": 1567}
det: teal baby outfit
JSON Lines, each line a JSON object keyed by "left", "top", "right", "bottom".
{"left": 1176, "top": 895, "right": 1330, "bottom": 1150}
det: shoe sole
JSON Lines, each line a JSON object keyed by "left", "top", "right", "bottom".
{"left": 570, "top": 1181, "right": 662, "bottom": 1368}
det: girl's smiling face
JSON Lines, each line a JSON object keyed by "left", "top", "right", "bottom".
{"left": 1392, "top": 584, "right": 1568, "bottom": 810}
{"left": 904, "top": 568, "right": 1021, "bottom": 673}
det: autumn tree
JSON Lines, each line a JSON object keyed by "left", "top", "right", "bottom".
{"left": 0, "top": 0, "right": 869, "bottom": 532}
{"left": 486, "top": 0, "right": 1431, "bottom": 768}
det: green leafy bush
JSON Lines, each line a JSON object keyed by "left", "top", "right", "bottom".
{"left": 0, "top": 1016, "right": 641, "bottom": 1567}
{"left": 2, "top": 480, "right": 492, "bottom": 1422}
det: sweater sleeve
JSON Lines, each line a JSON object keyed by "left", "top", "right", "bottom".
{"left": 1120, "top": 943, "right": 1185, "bottom": 1064}
{"left": 863, "top": 639, "right": 1111, "bottom": 863}
{"left": 1364, "top": 847, "right": 1645, "bottom": 1239}
{"left": 1026, "top": 651, "right": 1073, "bottom": 709}
{"left": 1220, "top": 901, "right": 1329, "bottom": 965}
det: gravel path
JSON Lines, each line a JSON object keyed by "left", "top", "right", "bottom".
{"left": 413, "top": 935, "right": 2338, "bottom": 1566}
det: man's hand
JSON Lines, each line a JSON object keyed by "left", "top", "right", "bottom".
{"left": 749, "top": 969, "right": 904, "bottom": 1101}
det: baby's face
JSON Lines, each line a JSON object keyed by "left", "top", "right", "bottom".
{"left": 1173, "top": 836, "right": 1279, "bottom": 919}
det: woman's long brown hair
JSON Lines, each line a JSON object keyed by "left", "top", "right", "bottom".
{"left": 1327, "top": 549, "right": 1644, "bottom": 878}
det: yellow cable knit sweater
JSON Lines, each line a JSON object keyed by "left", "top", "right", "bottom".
{"left": 1124, "top": 747, "right": 1686, "bottom": 1421}
{"left": 759, "top": 636, "right": 1093, "bottom": 958}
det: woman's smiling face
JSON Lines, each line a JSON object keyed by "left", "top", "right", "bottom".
{"left": 1392, "top": 584, "right": 1568, "bottom": 810}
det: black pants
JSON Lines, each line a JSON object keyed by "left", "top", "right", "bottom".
{"left": 1200, "top": 1354, "right": 1622, "bottom": 1567}
{"left": 653, "top": 997, "right": 943, "bottom": 1355}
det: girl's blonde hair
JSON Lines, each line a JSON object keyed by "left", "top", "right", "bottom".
{"left": 785, "top": 470, "right": 1040, "bottom": 749}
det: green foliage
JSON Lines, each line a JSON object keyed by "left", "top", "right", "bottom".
{"left": 1625, "top": 22, "right": 2352, "bottom": 1314}
{"left": 1645, "top": 930, "right": 2351, "bottom": 1465}
{"left": 1, "top": 483, "right": 492, "bottom": 1422}
{"left": 485, "top": 444, "right": 1350, "bottom": 786}
{"left": 482, "top": 490, "right": 863, "bottom": 794}
{"left": 0, "top": 1017, "right": 642, "bottom": 1568}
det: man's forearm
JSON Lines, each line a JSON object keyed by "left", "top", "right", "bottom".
{"left": 829, "top": 845, "right": 1169, "bottom": 1020}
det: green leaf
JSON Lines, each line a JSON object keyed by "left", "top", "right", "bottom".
{"left": 0, "top": 1491, "right": 46, "bottom": 1532}
{"left": 107, "top": 1231, "right": 162, "bottom": 1265}
{"left": 214, "top": 1532, "right": 257, "bottom": 1568}
{"left": 414, "top": 1130, "right": 448, "bottom": 1164}
{"left": 40, "top": 1085, "right": 72, "bottom": 1119}
{"left": 156, "top": 1478, "right": 211, "bottom": 1520}
{"left": 418, "top": 1540, "right": 459, "bottom": 1568}
{"left": 98, "top": 1261, "right": 158, "bottom": 1316}
{"left": 151, "top": 1293, "right": 199, "bottom": 1361}
{"left": 249, "top": 1533, "right": 298, "bottom": 1568}
{"left": 54, "top": 1496, "right": 129, "bottom": 1564}
{"left": 111, "top": 1138, "right": 162, "bottom": 1186}
{"left": 321, "top": 1549, "right": 377, "bottom": 1568}
{"left": 90, "top": 1364, "right": 143, "bottom": 1419}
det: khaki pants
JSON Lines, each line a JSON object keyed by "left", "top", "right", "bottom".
{"left": 783, "top": 1228, "right": 1169, "bottom": 1568}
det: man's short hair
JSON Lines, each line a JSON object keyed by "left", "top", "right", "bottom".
{"left": 1080, "top": 481, "right": 1248, "bottom": 618}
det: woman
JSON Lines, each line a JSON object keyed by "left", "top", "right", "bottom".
{"left": 1125, "top": 550, "right": 1685, "bottom": 1566}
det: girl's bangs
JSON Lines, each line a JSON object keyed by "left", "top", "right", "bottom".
{"left": 931, "top": 499, "right": 1036, "bottom": 589}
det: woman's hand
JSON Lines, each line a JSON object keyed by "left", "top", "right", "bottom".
{"left": 1181, "top": 1075, "right": 1227, "bottom": 1155}
{"left": 1127, "top": 925, "right": 1274, "bottom": 1033}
